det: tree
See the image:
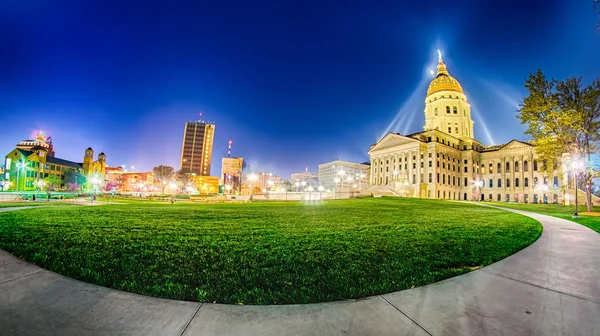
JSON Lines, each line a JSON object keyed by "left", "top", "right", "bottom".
{"left": 518, "top": 70, "right": 600, "bottom": 212}
{"left": 282, "top": 179, "right": 293, "bottom": 191}
{"left": 152, "top": 165, "right": 175, "bottom": 194}
{"left": 44, "top": 175, "right": 61, "bottom": 191}
{"left": 174, "top": 170, "right": 194, "bottom": 193}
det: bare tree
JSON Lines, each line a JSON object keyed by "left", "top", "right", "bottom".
{"left": 152, "top": 165, "right": 175, "bottom": 194}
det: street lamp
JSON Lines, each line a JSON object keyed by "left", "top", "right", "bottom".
{"left": 473, "top": 180, "right": 483, "bottom": 201}
{"left": 307, "top": 186, "right": 314, "bottom": 200}
{"left": 169, "top": 182, "right": 178, "bottom": 204}
{"left": 571, "top": 160, "right": 584, "bottom": 218}
{"left": 294, "top": 181, "right": 300, "bottom": 192}
{"left": 90, "top": 175, "right": 100, "bottom": 204}
{"left": 318, "top": 185, "right": 324, "bottom": 200}
{"left": 334, "top": 177, "right": 341, "bottom": 199}
{"left": 393, "top": 170, "right": 399, "bottom": 182}
{"left": 248, "top": 173, "right": 258, "bottom": 198}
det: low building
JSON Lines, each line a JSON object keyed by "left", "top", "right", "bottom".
{"left": 105, "top": 168, "right": 154, "bottom": 192}
{"left": 221, "top": 157, "right": 243, "bottom": 192}
{"left": 318, "top": 160, "right": 370, "bottom": 191}
{"left": 3, "top": 132, "right": 106, "bottom": 191}
{"left": 193, "top": 175, "right": 219, "bottom": 194}
{"left": 257, "top": 173, "right": 281, "bottom": 192}
{"left": 290, "top": 170, "right": 319, "bottom": 188}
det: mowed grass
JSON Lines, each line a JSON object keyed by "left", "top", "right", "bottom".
{"left": 0, "top": 198, "right": 541, "bottom": 305}
{"left": 488, "top": 202, "right": 600, "bottom": 234}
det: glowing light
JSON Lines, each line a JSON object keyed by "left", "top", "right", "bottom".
{"left": 248, "top": 173, "right": 258, "bottom": 182}
{"left": 317, "top": 186, "right": 324, "bottom": 192}
{"left": 334, "top": 177, "right": 340, "bottom": 183}
{"left": 429, "top": 69, "right": 434, "bottom": 75}
{"left": 571, "top": 160, "right": 584, "bottom": 171}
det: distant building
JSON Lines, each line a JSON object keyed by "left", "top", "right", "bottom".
{"left": 193, "top": 175, "right": 219, "bottom": 194}
{"left": 318, "top": 160, "right": 370, "bottom": 191}
{"left": 257, "top": 173, "right": 281, "bottom": 191}
{"left": 4, "top": 131, "right": 106, "bottom": 191}
{"left": 180, "top": 121, "right": 215, "bottom": 176}
{"left": 105, "top": 168, "right": 154, "bottom": 192}
{"left": 221, "top": 157, "right": 243, "bottom": 193}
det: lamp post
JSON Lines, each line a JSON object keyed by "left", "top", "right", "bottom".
{"left": 473, "top": 180, "right": 483, "bottom": 201}
{"left": 90, "top": 175, "right": 99, "bottom": 204}
{"left": 307, "top": 186, "right": 314, "bottom": 200}
{"left": 318, "top": 185, "right": 324, "bottom": 200}
{"left": 346, "top": 176, "right": 353, "bottom": 198}
{"left": 169, "top": 182, "right": 178, "bottom": 204}
{"left": 359, "top": 173, "right": 366, "bottom": 191}
{"left": 334, "top": 177, "right": 341, "bottom": 199}
{"left": 571, "top": 160, "right": 584, "bottom": 219}
{"left": 294, "top": 181, "right": 300, "bottom": 192}
{"left": 248, "top": 173, "right": 258, "bottom": 199}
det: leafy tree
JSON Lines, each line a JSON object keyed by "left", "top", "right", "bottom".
{"left": 44, "top": 175, "right": 61, "bottom": 192}
{"left": 174, "top": 170, "right": 194, "bottom": 193}
{"left": 152, "top": 165, "right": 175, "bottom": 193}
{"left": 282, "top": 179, "right": 293, "bottom": 191}
{"left": 518, "top": 70, "right": 600, "bottom": 212}
{"left": 64, "top": 169, "right": 86, "bottom": 191}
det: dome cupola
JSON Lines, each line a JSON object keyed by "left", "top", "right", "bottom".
{"left": 427, "top": 50, "right": 463, "bottom": 96}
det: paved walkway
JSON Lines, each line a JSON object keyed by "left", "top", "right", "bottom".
{"left": 1, "top": 206, "right": 599, "bottom": 336}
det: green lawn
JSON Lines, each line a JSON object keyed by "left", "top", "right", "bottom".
{"left": 0, "top": 198, "right": 541, "bottom": 305}
{"left": 488, "top": 202, "right": 600, "bottom": 234}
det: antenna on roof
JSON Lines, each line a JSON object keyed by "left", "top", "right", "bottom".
{"left": 228, "top": 140, "right": 232, "bottom": 157}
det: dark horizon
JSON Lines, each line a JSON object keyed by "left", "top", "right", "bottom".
{"left": 1, "top": 1, "right": 599, "bottom": 178}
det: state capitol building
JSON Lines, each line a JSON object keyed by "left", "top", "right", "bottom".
{"left": 368, "top": 53, "right": 572, "bottom": 204}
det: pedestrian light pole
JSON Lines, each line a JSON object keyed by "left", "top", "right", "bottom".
{"left": 571, "top": 160, "right": 583, "bottom": 219}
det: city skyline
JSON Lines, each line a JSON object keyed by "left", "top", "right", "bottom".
{"left": 1, "top": 1, "right": 599, "bottom": 178}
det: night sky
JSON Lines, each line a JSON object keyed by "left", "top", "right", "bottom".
{"left": 1, "top": 1, "right": 599, "bottom": 178}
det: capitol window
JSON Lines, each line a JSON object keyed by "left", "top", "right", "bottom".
{"left": 446, "top": 106, "right": 450, "bottom": 114}
{"left": 434, "top": 108, "right": 438, "bottom": 116}
{"left": 453, "top": 106, "right": 457, "bottom": 114}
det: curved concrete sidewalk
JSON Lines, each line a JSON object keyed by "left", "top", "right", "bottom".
{"left": 1, "top": 206, "right": 599, "bottom": 336}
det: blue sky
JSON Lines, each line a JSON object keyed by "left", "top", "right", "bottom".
{"left": 1, "top": 0, "right": 599, "bottom": 178}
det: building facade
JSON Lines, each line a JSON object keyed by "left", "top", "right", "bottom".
{"left": 180, "top": 121, "right": 215, "bottom": 175}
{"left": 367, "top": 53, "right": 570, "bottom": 203}
{"left": 220, "top": 157, "right": 243, "bottom": 192}
{"left": 318, "top": 160, "right": 370, "bottom": 191}
{"left": 290, "top": 170, "right": 319, "bottom": 188}
{"left": 257, "top": 173, "right": 281, "bottom": 191}
{"left": 4, "top": 132, "right": 106, "bottom": 191}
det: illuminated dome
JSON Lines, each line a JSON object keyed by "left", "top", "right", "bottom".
{"left": 427, "top": 52, "right": 463, "bottom": 96}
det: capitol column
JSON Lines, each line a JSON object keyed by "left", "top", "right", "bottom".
{"left": 407, "top": 151, "right": 413, "bottom": 195}
{"left": 401, "top": 152, "right": 406, "bottom": 183}
{"left": 415, "top": 150, "right": 422, "bottom": 197}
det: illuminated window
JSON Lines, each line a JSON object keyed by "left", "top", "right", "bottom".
{"left": 434, "top": 108, "right": 438, "bottom": 116}
{"left": 453, "top": 106, "right": 457, "bottom": 114}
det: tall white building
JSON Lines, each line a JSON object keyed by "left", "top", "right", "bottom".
{"left": 366, "top": 52, "right": 585, "bottom": 204}
{"left": 318, "top": 160, "right": 369, "bottom": 191}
